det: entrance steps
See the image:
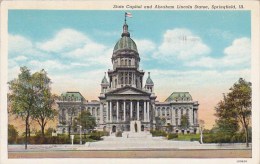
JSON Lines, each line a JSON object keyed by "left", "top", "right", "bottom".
{"left": 122, "top": 131, "right": 152, "bottom": 138}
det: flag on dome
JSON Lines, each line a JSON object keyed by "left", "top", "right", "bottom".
{"left": 125, "top": 12, "right": 133, "bottom": 18}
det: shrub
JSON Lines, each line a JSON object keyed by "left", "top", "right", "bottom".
{"left": 45, "top": 127, "right": 55, "bottom": 136}
{"left": 115, "top": 131, "right": 122, "bottom": 137}
{"left": 13, "top": 132, "right": 104, "bottom": 144}
{"left": 150, "top": 130, "right": 167, "bottom": 137}
{"left": 8, "top": 124, "right": 19, "bottom": 144}
{"left": 167, "top": 133, "right": 178, "bottom": 140}
{"left": 89, "top": 131, "right": 102, "bottom": 140}
{"left": 99, "top": 131, "right": 109, "bottom": 137}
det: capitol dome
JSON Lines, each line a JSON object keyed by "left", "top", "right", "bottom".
{"left": 113, "top": 36, "right": 138, "bottom": 53}
{"left": 113, "top": 23, "right": 138, "bottom": 53}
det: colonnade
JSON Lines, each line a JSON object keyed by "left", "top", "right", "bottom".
{"left": 105, "top": 100, "right": 150, "bottom": 123}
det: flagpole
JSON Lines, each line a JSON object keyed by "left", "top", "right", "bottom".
{"left": 124, "top": 12, "right": 126, "bottom": 24}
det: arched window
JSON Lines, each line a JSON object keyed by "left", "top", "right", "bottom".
{"left": 128, "top": 59, "right": 131, "bottom": 66}
{"left": 167, "top": 108, "right": 170, "bottom": 116}
{"left": 125, "top": 77, "right": 128, "bottom": 84}
{"left": 162, "top": 108, "right": 165, "bottom": 116}
{"left": 129, "top": 76, "right": 132, "bottom": 84}
{"left": 125, "top": 59, "right": 127, "bottom": 65}
{"left": 121, "top": 77, "right": 124, "bottom": 84}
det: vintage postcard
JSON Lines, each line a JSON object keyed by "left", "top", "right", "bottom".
{"left": 0, "top": 1, "right": 259, "bottom": 164}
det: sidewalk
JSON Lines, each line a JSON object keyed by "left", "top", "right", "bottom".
{"left": 8, "top": 136, "right": 252, "bottom": 152}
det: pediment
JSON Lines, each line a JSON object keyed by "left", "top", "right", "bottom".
{"left": 117, "top": 89, "right": 143, "bottom": 95}
{"left": 107, "top": 86, "right": 150, "bottom": 95}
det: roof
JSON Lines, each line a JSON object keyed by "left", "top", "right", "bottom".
{"left": 101, "top": 76, "right": 108, "bottom": 84}
{"left": 165, "top": 92, "right": 193, "bottom": 102}
{"left": 113, "top": 23, "right": 138, "bottom": 53}
{"left": 145, "top": 72, "right": 154, "bottom": 85}
{"left": 60, "top": 92, "right": 85, "bottom": 101}
{"left": 113, "top": 36, "right": 138, "bottom": 53}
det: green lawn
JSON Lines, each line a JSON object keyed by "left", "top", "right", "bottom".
{"left": 173, "top": 133, "right": 200, "bottom": 141}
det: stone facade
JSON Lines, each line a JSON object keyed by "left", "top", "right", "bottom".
{"left": 57, "top": 21, "right": 199, "bottom": 134}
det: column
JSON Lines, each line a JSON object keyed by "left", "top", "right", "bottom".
{"left": 190, "top": 108, "right": 193, "bottom": 125}
{"left": 123, "top": 72, "right": 125, "bottom": 85}
{"left": 160, "top": 108, "right": 162, "bottom": 117}
{"left": 100, "top": 103, "right": 103, "bottom": 124}
{"left": 155, "top": 108, "right": 158, "bottom": 117}
{"left": 172, "top": 107, "right": 175, "bottom": 125}
{"left": 137, "top": 101, "right": 139, "bottom": 120}
{"left": 116, "top": 101, "right": 119, "bottom": 122}
{"left": 132, "top": 72, "right": 134, "bottom": 85}
{"left": 130, "top": 101, "right": 133, "bottom": 119}
{"left": 106, "top": 101, "right": 109, "bottom": 123}
{"left": 195, "top": 110, "right": 198, "bottom": 125}
{"left": 110, "top": 101, "right": 112, "bottom": 122}
{"left": 147, "top": 101, "right": 150, "bottom": 122}
{"left": 178, "top": 109, "right": 181, "bottom": 125}
{"left": 95, "top": 108, "right": 97, "bottom": 118}
{"left": 123, "top": 100, "right": 126, "bottom": 121}
{"left": 144, "top": 101, "right": 146, "bottom": 122}
{"left": 90, "top": 108, "right": 93, "bottom": 115}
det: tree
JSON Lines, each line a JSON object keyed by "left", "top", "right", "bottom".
{"left": 214, "top": 78, "right": 251, "bottom": 147}
{"left": 31, "top": 69, "right": 57, "bottom": 137}
{"left": 8, "top": 67, "right": 57, "bottom": 148}
{"left": 180, "top": 113, "right": 190, "bottom": 130}
{"left": 8, "top": 67, "right": 35, "bottom": 149}
{"left": 8, "top": 124, "right": 19, "bottom": 144}
{"left": 215, "top": 95, "right": 239, "bottom": 136}
{"left": 77, "top": 111, "right": 96, "bottom": 133}
{"left": 228, "top": 78, "right": 251, "bottom": 147}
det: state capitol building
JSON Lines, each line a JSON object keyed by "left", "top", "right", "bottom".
{"left": 57, "top": 19, "right": 199, "bottom": 135}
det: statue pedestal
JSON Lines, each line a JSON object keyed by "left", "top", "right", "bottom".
{"left": 130, "top": 120, "right": 141, "bottom": 133}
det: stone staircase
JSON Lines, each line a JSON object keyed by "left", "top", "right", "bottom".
{"left": 122, "top": 131, "right": 152, "bottom": 138}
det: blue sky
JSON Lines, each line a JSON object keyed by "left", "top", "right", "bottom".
{"left": 8, "top": 10, "right": 251, "bottom": 128}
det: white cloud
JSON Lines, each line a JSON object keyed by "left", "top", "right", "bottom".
{"left": 37, "top": 28, "right": 90, "bottom": 53}
{"left": 9, "top": 34, "right": 33, "bottom": 56}
{"left": 222, "top": 37, "right": 251, "bottom": 66}
{"left": 187, "top": 37, "right": 251, "bottom": 68}
{"left": 153, "top": 28, "right": 210, "bottom": 60}
{"left": 9, "top": 34, "right": 49, "bottom": 59}
{"left": 13, "top": 55, "right": 27, "bottom": 61}
{"left": 28, "top": 60, "right": 71, "bottom": 71}
{"left": 65, "top": 42, "right": 107, "bottom": 58}
{"left": 135, "top": 39, "right": 156, "bottom": 60}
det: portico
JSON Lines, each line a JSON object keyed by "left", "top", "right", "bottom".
{"left": 106, "top": 100, "right": 150, "bottom": 123}
{"left": 99, "top": 84, "right": 156, "bottom": 132}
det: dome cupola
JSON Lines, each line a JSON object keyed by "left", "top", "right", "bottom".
{"left": 113, "top": 23, "right": 138, "bottom": 53}
{"left": 145, "top": 72, "right": 154, "bottom": 85}
{"left": 101, "top": 72, "right": 109, "bottom": 84}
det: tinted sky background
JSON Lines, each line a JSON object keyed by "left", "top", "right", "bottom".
{"left": 8, "top": 10, "right": 251, "bottom": 128}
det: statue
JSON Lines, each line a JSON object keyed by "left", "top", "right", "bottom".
{"left": 134, "top": 122, "right": 137, "bottom": 132}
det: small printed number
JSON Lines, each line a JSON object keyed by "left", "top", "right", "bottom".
{"left": 237, "top": 160, "right": 247, "bottom": 163}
